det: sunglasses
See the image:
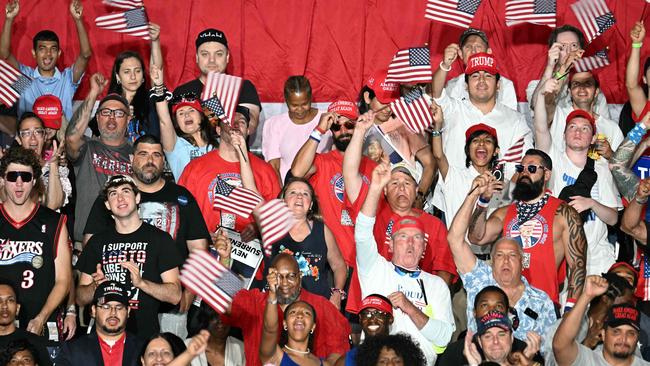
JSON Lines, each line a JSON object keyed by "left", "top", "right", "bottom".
{"left": 515, "top": 164, "right": 546, "bottom": 174}
{"left": 330, "top": 120, "right": 355, "bottom": 132}
{"left": 360, "top": 309, "right": 389, "bottom": 319}
{"left": 5, "top": 171, "right": 33, "bottom": 182}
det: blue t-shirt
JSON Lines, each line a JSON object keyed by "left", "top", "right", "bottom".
{"left": 166, "top": 137, "right": 213, "bottom": 181}
{"left": 18, "top": 64, "right": 81, "bottom": 120}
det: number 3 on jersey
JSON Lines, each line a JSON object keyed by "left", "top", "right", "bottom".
{"left": 21, "top": 270, "right": 34, "bottom": 288}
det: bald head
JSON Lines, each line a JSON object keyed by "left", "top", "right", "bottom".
{"left": 271, "top": 253, "right": 299, "bottom": 273}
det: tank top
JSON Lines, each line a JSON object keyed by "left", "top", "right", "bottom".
{"left": 0, "top": 204, "right": 66, "bottom": 326}
{"left": 280, "top": 352, "right": 324, "bottom": 366}
{"left": 271, "top": 220, "right": 331, "bottom": 299}
{"left": 502, "top": 196, "right": 565, "bottom": 303}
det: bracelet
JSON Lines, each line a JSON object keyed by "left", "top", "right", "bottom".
{"left": 267, "top": 297, "right": 277, "bottom": 305}
{"left": 635, "top": 195, "right": 648, "bottom": 204}
{"left": 430, "top": 130, "right": 442, "bottom": 137}
{"left": 564, "top": 298, "right": 576, "bottom": 313}
{"left": 553, "top": 71, "right": 568, "bottom": 80}
{"left": 476, "top": 196, "right": 490, "bottom": 208}
{"left": 628, "top": 122, "right": 648, "bottom": 145}
{"left": 330, "top": 287, "right": 347, "bottom": 300}
{"left": 309, "top": 130, "right": 322, "bottom": 143}
{"left": 315, "top": 126, "right": 327, "bottom": 135}
{"left": 439, "top": 61, "right": 451, "bottom": 72}
{"left": 633, "top": 42, "right": 643, "bottom": 49}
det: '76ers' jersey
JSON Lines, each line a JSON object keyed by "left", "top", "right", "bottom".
{"left": 0, "top": 204, "right": 66, "bottom": 327}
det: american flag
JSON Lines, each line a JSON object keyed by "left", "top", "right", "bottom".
{"left": 257, "top": 199, "right": 295, "bottom": 256}
{"left": 0, "top": 60, "right": 31, "bottom": 107}
{"left": 212, "top": 178, "right": 262, "bottom": 218}
{"left": 505, "top": 0, "right": 556, "bottom": 28}
{"left": 383, "top": 218, "right": 429, "bottom": 248}
{"left": 574, "top": 49, "right": 610, "bottom": 72}
{"left": 643, "top": 255, "right": 650, "bottom": 301}
{"left": 425, "top": 0, "right": 482, "bottom": 29}
{"left": 390, "top": 88, "right": 433, "bottom": 134}
{"left": 570, "top": 0, "right": 616, "bottom": 43}
{"left": 95, "top": 8, "right": 150, "bottom": 40}
{"left": 385, "top": 47, "right": 432, "bottom": 84}
{"left": 180, "top": 250, "right": 243, "bottom": 314}
{"left": 502, "top": 136, "right": 525, "bottom": 162}
{"left": 102, "top": 0, "right": 144, "bottom": 9}
{"left": 201, "top": 72, "right": 242, "bottom": 126}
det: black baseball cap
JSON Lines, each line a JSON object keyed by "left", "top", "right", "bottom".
{"left": 94, "top": 281, "right": 129, "bottom": 306}
{"left": 98, "top": 93, "right": 130, "bottom": 111}
{"left": 196, "top": 28, "right": 228, "bottom": 50}
{"left": 459, "top": 28, "right": 489, "bottom": 48}
{"left": 606, "top": 304, "right": 641, "bottom": 331}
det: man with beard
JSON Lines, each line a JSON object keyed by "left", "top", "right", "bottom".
{"left": 553, "top": 275, "right": 650, "bottom": 366}
{"left": 468, "top": 149, "right": 587, "bottom": 308}
{"left": 292, "top": 104, "right": 376, "bottom": 311}
{"left": 220, "top": 252, "right": 351, "bottom": 366}
{"left": 82, "top": 135, "right": 210, "bottom": 337}
{"left": 534, "top": 82, "right": 622, "bottom": 276}
{"left": 55, "top": 282, "right": 144, "bottom": 366}
{"left": 66, "top": 73, "right": 133, "bottom": 244}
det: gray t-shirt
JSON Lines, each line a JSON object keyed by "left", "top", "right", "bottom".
{"left": 72, "top": 137, "right": 132, "bottom": 241}
{"left": 572, "top": 343, "right": 650, "bottom": 366}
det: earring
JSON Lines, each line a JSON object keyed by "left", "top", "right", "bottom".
{"left": 310, "top": 329, "right": 314, "bottom": 334}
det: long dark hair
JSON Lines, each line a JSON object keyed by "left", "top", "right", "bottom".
{"left": 108, "top": 51, "right": 149, "bottom": 126}
{"left": 355, "top": 333, "right": 426, "bottom": 366}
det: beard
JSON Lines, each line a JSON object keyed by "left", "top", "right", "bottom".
{"left": 99, "top": 320, "right": 126, "bottom": 335}
{"left": 333, "top": 134, "right": 352, "bottom": 151}
{"left": 512, "top": 176, "right": 545, "bottom": 201}
{"left": 133, "top": 163, "right": 162, "bottom": 185}
{"left": 277, "top": 289, "right": 301, "bottom": 305}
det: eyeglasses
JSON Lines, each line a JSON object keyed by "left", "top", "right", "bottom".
{"left": 277, "top": 272, "right": 299, "bottom": 283}
{"left": 515, "top": 164, "right": 546, "bottom": 174}
{"left": 360, "top": 309, "right": 389, "bottom": 319}
{"left": 98, "top": 303, "right": 127, "bottom": 311}
{"left": 560, "top": 42, "right": 580, "bottom": 51}
{"left": 18, "top": 128, "right": 45, "bottom": 139}
{"left": 98, "top": 108, "right": 127, "bottom": 119}
{"left": 330, "top": 120, "right": 355, "bottom": 132}
{"left": 5, "top": 171, "right": 33, "bottom": 182}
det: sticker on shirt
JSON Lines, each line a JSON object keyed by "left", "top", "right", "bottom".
{"left": 139, "top": 201, "right": 181, "bottom": 240}
{"left": 279, "top": 246, "right": 322, "bottom": 281}
{"left": 505, "top": 216, "right": 549, "bottom": 250}
{"left": 331, "top": 173, "right": 346, "bottom": 203}
{"left": 220, "top": 213, "right": 237, "bottom": 229}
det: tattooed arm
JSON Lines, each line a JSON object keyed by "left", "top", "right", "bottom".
{"left": 610, "top": 137, "right": 642, "bottom": 202}
{"left": 66, "top": 73, "right": 106, "bottom": 161}
{"left": 621, "top": 179, "right": 650, "bottom": 244}
{"left": 557, "top": 203, "right": 586, "bottom": 301}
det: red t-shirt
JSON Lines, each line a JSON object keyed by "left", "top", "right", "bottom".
{"left": 98, "top": 333, "right": 125, "bottom": 366}
{"left": 222, "top": 289, "right": 351, "bottom": 366}
{"left": 178, "top": 150, "right": 281, "bottom": 232}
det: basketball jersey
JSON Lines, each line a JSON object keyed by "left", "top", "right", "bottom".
{"left": 0, "top": 204, "right": 66, "bottom": 327}
{"left": 502, "top": 196, "right": 565, "bottom": 303}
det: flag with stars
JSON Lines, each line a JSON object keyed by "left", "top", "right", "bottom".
{"left": 102, "top": 0, "right": 144, "bottom": 10}
{"left": 385, "top": 47, "right": 432, "bottom": 84}
{"left": 202, "top": 97, "right": 227, "bottom": 122}
{"left": 383, "top": 217, "right": 430, "bottom": 248}
{"left": 95, "top": 7, "right": 150, "bottom": 40}
{"left": 180, "top": 250, "right": 243, "bottom": 314}
{"left": 0, "top": 60, "right": 31, "bottom": 107}
{"left": 201, "top": 72, "right": 242, "bottom": 126}
{"left": 390, "top": 88, "right": 433, "bottom": 134}
{"left": 212, "top": 178, "right": 262, "bottom": 218}
{"left": 425, "top": 0, "right": 482, "bottom": 29}
{"left": 570, "top": 0, "right": 616, "bottom": 43}
{"left": 643, "top": 255, "right": 650, "bottom": 301}
{"left": 257, "top": 199, "right": 295, "bottom": 256}
{"left": 574, "top": 48, "right": 610, "bottom": 72}
{"left": 505, "top": 0, "right": 556, "bottom": 28}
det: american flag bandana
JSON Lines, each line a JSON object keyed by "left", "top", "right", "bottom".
{"left": 515, "top": 193, "right": 549, "bottom": 224}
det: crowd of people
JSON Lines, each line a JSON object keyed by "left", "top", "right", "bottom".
{"left": 2, "top": 1, "right": 650, "bottom": 365}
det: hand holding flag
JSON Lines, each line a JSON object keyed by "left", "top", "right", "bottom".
{"left": 390, "top": 87, "right": 433, "bottom": 134}
{"left": 212, "top": 178, "right": 263, "bottom": 218}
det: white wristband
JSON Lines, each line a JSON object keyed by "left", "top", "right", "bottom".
{"left": 439, "top": 61, "right": 452, "bottom": 72}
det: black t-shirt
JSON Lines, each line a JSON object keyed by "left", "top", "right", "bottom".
{"left": 435, "top": 337, "right": 544, "bottom": 366}
{"left": 83, "top": 181, "right": 210, "bottom": 258}
{"left": 173, "top": 78, "right": 261, "bottom": 109}
{"left": 76, "top": 223, "right": 183, "bottom": 339}
{"left": 0, "top": 329, "right": 52, "bottom": 366}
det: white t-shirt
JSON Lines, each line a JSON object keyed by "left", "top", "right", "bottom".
{"left": 571, "top": 342, "right": 650, "bottom": 366}
{"left": 434, "top": 90, "right": 534, "bottom": 178}
{"left": 550, "top": 105, "right": 624, "bottom": 153}
{"left": 547, "top": 146, "right": 622, "bottom": 275}
{"left": 446, "top": 74, "right": 518, "bottom": 111}
{"left": 526, "top": 79, "right": 612, "bottom": 121}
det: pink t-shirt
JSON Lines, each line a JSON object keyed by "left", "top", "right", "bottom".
{"left": 262, "top": 111, "right": 332, "bottom": 182}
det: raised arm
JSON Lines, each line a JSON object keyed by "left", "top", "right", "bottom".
{"left": 69, "top": 0, "right": 92, "bottom": 84}
{"left": 621, "top": 179, "right": 650, "bottom": 244}
{"left": 148, "top": 23, "right": 163, "bottom": 71}
{"left": 466, "top": 173, "right": 506, "bottom": 245}
{"left": 431, "top": 43, "right": 459, "bottom": 99}
{"left": 430, "top": 101, "right": 448, "bottom": 179}
{"left": 553, "top": 276, "right": 608, "bottom": 366}
{"left": 259, "top": 267, "right": 283, "bottom": 364}
{"left": 150, "top": 65, "right": 177, "bottom": 152}
{"left": 610, "top": 113, "right": 650, "bottom": 200}
{"left": 44, "top": 140, "right": 65, "bottom": 210}
{"left": 557, "top": 202, "right": 586, "bottom": 302}
{"left": 414, "top": 142, "right": 434, "bottom": 206}
{"left": 529, "top": 43, "right": 562, "bottom": 111}
{"left": 533, "top": 78, "right": 560, "bottom": 152}
{"left": 324, "top": 225, "right": 347, "bottom": 308}
{"left": 342, "top": 111, "right": 373, "bottom": 203}
{"left": 167, "top": 330, "right": 209, "bottom": 366}
{"left": 231, "top": 131, "right": 258, "bottom": 193}
{"left": 0, "top": 0, "right": 18, "bottom": 68}
{"left": 626, "top": 22, "right": 647, "bottom": 117}
{"left": 291, "top": 113, "right": 335, "bottom": 178}
{"left": 66, "top": 73, "right": 106, "bottom": 160}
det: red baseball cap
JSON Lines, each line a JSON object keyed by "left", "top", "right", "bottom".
{"left": 32, "top": 94, "right": 62, "bottom": 130}
{"left": 465, "top": 123, "right": 498, "bottom": 144}
{"left": 359, "top": 294, "right": 393, "bottom": 315}
{"left": 366, "top": 69, "right": 400, "bottom": 104}
{"left": 465, "top": 53, "right": 498, "bottom": 75}
{"left": 566, "top": 109, "right": 596, "bottom": 133}
{"left": 172, "top": 98, "right": 203, "bottom": 115}
{"left": 391, "top": 215, "right": 425, "bottom": 235}
{"left": 328, "top": 100, "right": 358, "bottom": 120}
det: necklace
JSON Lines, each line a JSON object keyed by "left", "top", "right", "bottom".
{"left": 284, "top": 345, "right": 310, "bottom": 355}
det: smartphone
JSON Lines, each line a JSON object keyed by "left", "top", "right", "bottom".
{"left": 492, "top": 163, "right": 504, "bottom": 182}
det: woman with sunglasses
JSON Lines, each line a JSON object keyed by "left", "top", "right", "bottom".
{"left": 260, "top": 267, "right": 328, "bottom": 366}
{"left": 151, "top": 65, "right": 216, "bottom": 181}
{"left": 358, "top": 70, "right": 434, "bottom": 208}
{"left": 262, "top": 76, "right": 332, "bottom": 182}
{"left": 14, "top": 112, "right": 70, "bottom": 211}
{"left": 270, "top": 177, "right": 347, "bottom": 309}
